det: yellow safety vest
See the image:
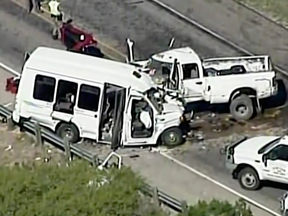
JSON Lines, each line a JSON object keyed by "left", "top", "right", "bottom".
{"left": 48, "top": 1, "right": 60, "bottom": 16}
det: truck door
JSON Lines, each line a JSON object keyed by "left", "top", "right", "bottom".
{"left": 263, "top": 145, "right": 288, "bottom": 183}
{"left": 181, "top": 63, "right": 204, "bottom": 102}
{"left": 111, "top": 88, "right": 126, "bottom": 150}
{"left": 168, "top": 59, "right": 180, "bottom": 91}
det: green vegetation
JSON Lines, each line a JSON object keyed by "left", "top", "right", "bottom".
{"left": 239, "top": 0, "right": 288, "bottom": 24}
{"left": 0, "top": 161, "right": 253, "bottom": 215}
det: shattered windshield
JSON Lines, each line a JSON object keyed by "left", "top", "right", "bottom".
{"left": 145, "top": 88, "right": 163, "bottom": 113}
{"left": 148, "top": 58, "right": 172, "bottom": 78}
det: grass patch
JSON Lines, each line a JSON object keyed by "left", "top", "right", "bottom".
{"left": 239, "top": 0, "right": 288, "bottom": 24}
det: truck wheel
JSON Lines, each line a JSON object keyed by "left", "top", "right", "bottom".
{"left": 56, "top": 123, "right": 79, "bottom": 143}
{"left": 161, "top": 127, "right": 183, "bottom": 146}
{"left": 229, "top": 94, "right": 254, "bottom": 121}
{"left": 238, "top": 167, "right": 260, "bottom": 190}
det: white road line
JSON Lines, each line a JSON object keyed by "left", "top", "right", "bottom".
{"left": 0, "top": 62, "right": 20, "bottom": 76}
{"left": 158, "top": 151, "right": 281, "bottom": 216}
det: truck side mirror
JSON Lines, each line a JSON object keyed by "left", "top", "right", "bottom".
{"left": 262, "top": 154, "right": 267, "bottom": 166}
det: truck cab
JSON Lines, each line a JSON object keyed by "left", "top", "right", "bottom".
{"left": 225, "top": 136, "right": 288, "bottom": 190}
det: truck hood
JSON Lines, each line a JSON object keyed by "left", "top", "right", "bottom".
{"left": 162, "top": 103, "right": 184, "bottom": 114}
{"left": 235, "top": 136, "right": 279, "bottom": 153}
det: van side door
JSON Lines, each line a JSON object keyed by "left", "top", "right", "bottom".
{"left": 181, "top": 63, "right": 204, "bottom": 102}
{"left": 73, "top": 82, "right": 103, "bottom": 140}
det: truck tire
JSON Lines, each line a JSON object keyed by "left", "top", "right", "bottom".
{"left": 238, "top": 167, "right": 260, "bottom": 190}
{"left": 161, "top": 127, "right": 183, "bottom": 146}
{"left": 56, "top": 123, "right": 79, "bottom": 143}
{"left": 229, "top": 94, "right": 254, "bottom": 121}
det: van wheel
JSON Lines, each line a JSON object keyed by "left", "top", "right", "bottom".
{"left": 161, "top": 127, "right": 183, "bottom": 146}
{"left": 230, "top": 94, "right": 254, "bottom": 121}
{"left": 238, "top": 167, "right": 260, "bottom": 190}
{"left": 56, "top": 123, "right": 79, "bottom": 143}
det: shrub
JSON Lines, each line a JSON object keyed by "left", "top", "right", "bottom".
{"left": 0, "top": 161, "right": 253, "bottom": 216}
{"left": 181, "top": 199, "right": 253, "bottom": 216}
{"left": 0, "top": 161, "right": 165, "bottom": 216}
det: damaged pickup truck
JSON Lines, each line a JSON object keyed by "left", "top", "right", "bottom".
{"left": 126, "top": 39, "right": 278, "bottom": 121}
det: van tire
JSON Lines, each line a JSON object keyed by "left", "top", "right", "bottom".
{"left": 56, "top": 123, "right": 79, "bottom": 143}
{"left": 161, "top": 127, "right": 183, "bottom": 146}
{"left": 238, "top": 167, "right": 260, "bottom": 190}
{"left": 229, "top": 95, "right": 254, "bottom": 121}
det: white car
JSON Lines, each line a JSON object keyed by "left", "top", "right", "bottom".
{"left": 225, "top": 136, "right": 288, "bottom": 190}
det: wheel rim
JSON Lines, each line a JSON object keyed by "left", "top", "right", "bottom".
{"left": 168, "top": 132, "right": 177, "bottom": 144}
{"left": 236, "top": 104, "right": 249, "bottom": 116}
{"left": 241, "top": 173, "right": 256, "bottom": 188}
{"left": 62, "top": 128, "right": 74, "bottom": 140}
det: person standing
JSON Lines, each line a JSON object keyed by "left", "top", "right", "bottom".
{"left": 48, "top": 0, "right": 63, "bottom": 36}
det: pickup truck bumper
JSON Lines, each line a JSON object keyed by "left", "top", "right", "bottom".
{"left": 258, "top": 85, "right": 278, "bottom": 98}
{"left": 225, "top": 160, "right": 237, "bottom": 171}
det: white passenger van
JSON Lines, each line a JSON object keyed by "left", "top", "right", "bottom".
{"left": 12, "top": 47, "right": 188, "bottom": 147}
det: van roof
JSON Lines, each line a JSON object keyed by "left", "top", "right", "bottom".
{"left": 24, "top": 47, "right": 155, "bottom": 92}
{"left": 151, "top": 47, "right": 201, "bottom": 64}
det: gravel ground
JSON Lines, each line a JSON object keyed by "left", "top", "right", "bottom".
{"left": 0, "top": 119, "right": 65, "bottom": 166}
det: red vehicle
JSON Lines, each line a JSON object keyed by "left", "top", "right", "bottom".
{"left": 52, "top": 19, "right": 104, "bottom": 58}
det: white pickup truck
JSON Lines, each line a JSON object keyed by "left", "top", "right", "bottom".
{"left": 126, "top": 39, "right": 278, "bottom": 121}
{"left": 224, "top": 136, "right": 288, "bottom": 190}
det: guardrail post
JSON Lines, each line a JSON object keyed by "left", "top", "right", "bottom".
{"left": 181, "top": 200, "right": 188, "bottom": 215}
{"left": 64, "top": 138, "right": 72, "bottom": 165}
{"left": 34, "top": 122, "right": 42, "bottom": 146}
{"left": 153, "top": 187, "right": 160, "bottom": 207}
{"left": 6, "top": 115, "right": 15, "bottom": 131}
{"left": 92, "top": 155, "right": 99, "bottom": 167}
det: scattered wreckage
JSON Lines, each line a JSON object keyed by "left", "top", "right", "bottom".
{"left": 224, "top": 135, "right": 288, "bottom": 191}
{"left": 126, "top": 38, "right": 278, "bottom": 121}
{"left": 7, "top": 47, "right": 191, "bottom": 147}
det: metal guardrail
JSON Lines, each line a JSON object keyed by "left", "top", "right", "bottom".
{"left": 0, "top": 104, "right": 187, "bottom": 213}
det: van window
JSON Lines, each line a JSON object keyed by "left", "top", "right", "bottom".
{"left": 33, "top": 75, "right": 56, "bottom": 102}
{"left": 78, "top": 84, "right": 101, "bottom": 112}
{"left": 55, "top": 80, "right": 78, "bottom": 103}
{"left": 54, "top": 80, "right": 78, "bottom": 114}
{"left": 182, "top": 63, "right": 199, "bottom": 79}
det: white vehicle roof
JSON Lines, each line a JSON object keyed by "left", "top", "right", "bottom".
{"left": 151, "top": 47, "right": 201, "bottom": 64}
{"left": 24, "top": 47, "right": 155, "bottom": 92}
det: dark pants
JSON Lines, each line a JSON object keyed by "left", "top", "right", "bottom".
{"left": 27, "top": 0, "right": 41, "bottom": 13}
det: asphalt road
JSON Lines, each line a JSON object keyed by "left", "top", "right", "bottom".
{"left": 0, "top": 0, "right": 285, "bottom": 214}
{"left": 154, "top": 0, "right": 288, "bottom": 72}
{"left": 0, "top": 0, "right": 62, "bottom": 71}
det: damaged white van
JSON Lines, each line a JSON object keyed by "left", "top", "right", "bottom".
{"left": 12, "top": 47, "right": 188, "bottom": 147}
